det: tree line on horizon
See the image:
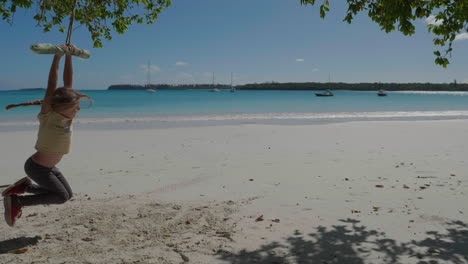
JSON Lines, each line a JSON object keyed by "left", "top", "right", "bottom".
{"left": 108, "top": 81, "right": 468, "bottom": 91}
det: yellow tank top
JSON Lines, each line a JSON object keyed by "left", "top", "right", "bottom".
{"left": 35, "top": 111, "right": 73, "bottom": 155}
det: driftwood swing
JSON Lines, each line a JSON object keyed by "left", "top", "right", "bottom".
{"left": 30, "top": 0, "right": 91, "bottom": 59}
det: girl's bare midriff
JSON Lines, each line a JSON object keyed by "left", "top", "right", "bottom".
{"left": 32, "top": 152, "right": 63, "bottom": 168}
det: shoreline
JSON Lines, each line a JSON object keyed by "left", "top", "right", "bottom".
{"left": 1, "top": 119, "right": 467, "bottom": 263}
{"left": 2, "top": 110, "right": 468, "bottom": 132}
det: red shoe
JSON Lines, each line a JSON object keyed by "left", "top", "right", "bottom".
{"left": 2, "top": 177, "right": 31, "bottom": 196}
{"left": 4, "top": 195, "right": 22, "bottom": 227}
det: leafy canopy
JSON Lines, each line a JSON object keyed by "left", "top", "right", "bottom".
{"left": 0, "top": 0, "right": 171, "bottom": 48}
{"left": 300, "top": 0, "right": 468, "bottom": 67}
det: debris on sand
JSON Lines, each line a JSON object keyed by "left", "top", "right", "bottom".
{"left": 255, "top": 215, "right": 264, "bottom": 222}
{"left": 8, "top": 248, "right": 28, "bottom": 254}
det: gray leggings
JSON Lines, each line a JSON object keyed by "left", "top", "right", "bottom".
{"left": 17, "top": 157, "right": 73, "bottom": 207}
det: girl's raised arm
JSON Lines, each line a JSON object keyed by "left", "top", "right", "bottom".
{"left": 42, "top": 54, "right": 63, "bottom": 114}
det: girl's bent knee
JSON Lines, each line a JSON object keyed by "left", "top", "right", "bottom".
{"left": 56, "top": 192, "right": 71, "bottom": 204}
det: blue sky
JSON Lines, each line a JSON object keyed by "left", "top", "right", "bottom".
{"left": 0, "top": 0, "right": 467, "bottom": 90}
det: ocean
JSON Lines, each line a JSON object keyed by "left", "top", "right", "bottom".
{"left": 1, "top": 89, "right": 468, "bottom": 130}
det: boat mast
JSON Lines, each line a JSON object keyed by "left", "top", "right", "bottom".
{"left": 147, "top": 60, "right": 151, "bottom": 88}
{"left": 212, "top": 72, "right": 215, "bottom": 87}
{"left": 230, "top": 72, "right": 233, "bottom": 88}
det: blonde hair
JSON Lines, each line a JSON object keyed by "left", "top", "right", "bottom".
{"left": 5, "top": 88, "right": 92, "bottom": 112}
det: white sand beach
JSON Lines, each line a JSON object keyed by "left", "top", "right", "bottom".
{"left": 1, "top": 120, "right": 467, "bottom": 263}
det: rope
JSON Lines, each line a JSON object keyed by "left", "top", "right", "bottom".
{"left": 65, "top": 0, "right": 78, "bottom": 45}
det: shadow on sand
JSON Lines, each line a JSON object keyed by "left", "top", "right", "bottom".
{"left": 217, "top": 218, "right": 468, "bottom": 264}
{"left": 0, "top": 236, "right": 41, "bottom": 254}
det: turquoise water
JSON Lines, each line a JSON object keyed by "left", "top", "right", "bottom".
{"left": 1, "top": 89, "right": 468, "bottom": 129}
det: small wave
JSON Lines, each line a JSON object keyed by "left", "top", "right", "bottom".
{"left": 2, "top": 111, "right": 468, "bottom": 127}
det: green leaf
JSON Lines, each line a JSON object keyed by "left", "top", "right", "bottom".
{"left": 435, "top": 57, "right": 449, "bottom": 68}
{"left": 94, "top": 40, "right": 103, "bottom": 48}
{"left": 344, "top": 13, "right": 353, "bottom": 23}
{"left": 319, "top": 5, "right": 327, "bottom": 18}
{"left": 415, "top": 7, "right": 425, "bottom": 18}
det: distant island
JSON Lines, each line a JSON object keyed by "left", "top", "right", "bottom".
{"left": 108, "top": 84, "right": 231, "bottom": 90}
{"left": 108, "top": 81, "right": 468, "bottom": 91}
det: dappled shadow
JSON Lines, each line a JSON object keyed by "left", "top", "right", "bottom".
{"left": 0, "top": 236, "right": 41, "bottom": 254}
{"left": 410, "top": 220, "right": 468, "bottom": 264}
{"left": 217, "top": 218, "right": 468, "bottom": 264}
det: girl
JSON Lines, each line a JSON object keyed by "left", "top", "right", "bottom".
{"left": 3, "top": 45, "right": 91, "bottom": 227}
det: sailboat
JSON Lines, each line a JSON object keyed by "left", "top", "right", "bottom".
{"left": 145, "top": 60, "right": 156, "bottom": 93}
{"left": 315, "top": 89, "right": 333, "bottom": 96}
{"left": 230, "top": 72, "right": 236, "bottom": 92}
{"left": 315, "top": 73, "right": 334, "bottom": 96}
{"left": 376, "top": 83, "right": 387, "bottom": 96}
{"left": 210, "top": 72, "right": 220, "bottom": 92}
{"left": 377, "top": 89, "right": 387, "bottom": 96}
